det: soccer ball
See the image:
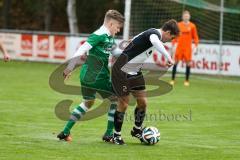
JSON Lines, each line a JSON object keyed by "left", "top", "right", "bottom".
{"left": 142, "top": 126, "right": 160, "bottom": 145}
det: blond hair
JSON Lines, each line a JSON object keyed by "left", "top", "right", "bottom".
{"left": 182, "top": 10, "right": 190, "bottom": 15}
{"left": 104, "top": 10, "right": 125, "bottom": 24}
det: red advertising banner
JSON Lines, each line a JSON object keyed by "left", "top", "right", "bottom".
{"left": 53, "top": 36, "right": 66, "bottom": 59}
{"left": 20, "top": 34, "right": 33, "bottom": 57}
{"left": 37, "top": 35, "right": 49, "bottom": 58}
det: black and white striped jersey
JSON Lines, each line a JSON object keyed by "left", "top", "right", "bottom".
{"left": 121, "top": 28, "right": 170, "bottom": 75}
{"left": 123, "top": 28, "right": 162, "bottom": 60}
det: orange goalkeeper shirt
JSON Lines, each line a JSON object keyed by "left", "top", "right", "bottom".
{"left": 173, "top": 21, "right": 199, "bottom": 61}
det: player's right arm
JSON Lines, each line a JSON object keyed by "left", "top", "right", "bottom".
{"left": 65, "top": 42, "right": 92, "bottom": 70}
{"left": 63, "top": 34, "right": 102, "bottom": 79}
{"left": 171, "top": 36, "right": 178, "bottom": 56}
{"left": 63, "top": 42, "right": 92, "bottom": 79}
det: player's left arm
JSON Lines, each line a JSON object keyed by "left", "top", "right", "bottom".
{"left": 111, "top": 38, "right": 129, "bottom": 58}
{"left": 112, "top": 39, "right": 132, "bottom": 58}
{"left": 111, "top": 44, "right": 123, "bottom": 58}
{"left": 192, "top": 24, "right": 199, "bottom": 53}
{"left": 150, "top": 34, "right": 174, "bottom": 67}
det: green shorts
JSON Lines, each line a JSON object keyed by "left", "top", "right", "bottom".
{"left": 80, "top": 80, "right": 114, "bottom": 100}
{"left": 80, "top": 63, "right": 114, "bottom": 100}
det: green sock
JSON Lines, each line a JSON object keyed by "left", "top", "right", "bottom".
{"left": 63, "top": 103, "right": 88, "bottom": 135}
{"left": 105, "top": 102, "right": 117, "bottom": 136}
{"left": 63, "top": 120, "right": 75, "bottom": 135}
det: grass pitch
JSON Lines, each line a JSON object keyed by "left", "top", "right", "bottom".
{"left": 0, "top": 61, "right": 239, "bottom": 160}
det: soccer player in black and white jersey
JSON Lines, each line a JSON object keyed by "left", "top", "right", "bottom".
{"left": 111, "top": 19, "right": 180, "bottom": 145}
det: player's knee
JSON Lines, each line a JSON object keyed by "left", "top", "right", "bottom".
{"left": 119, "top": 101, "right": 128, "bottom": 110}
{"left": 108, "top": 95, "right": 118, "bottom": 102}
{"left": 118, "top": 96, "right": 129, "bottom": 111}
{"left": 136, "top": 98, "right": 147, "bottom": 110}
{"left": 83, "top": 99, "right": 95, "bottom": 109}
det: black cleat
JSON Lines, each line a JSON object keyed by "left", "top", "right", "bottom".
{"left": 131, "top": 127, "right": 144, "bottom": 142}
{"left": 113, "top": 133, "right": 125, "bottom": 145}
{"left": 57, "top": 131, "right": 72, "bottom": 142}
{"left": 102, "top": 134, "right": 113, "bottom": 142}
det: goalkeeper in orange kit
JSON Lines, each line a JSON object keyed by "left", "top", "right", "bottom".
{"left": 170, "top": 10, "right": 199, "bottom": 86}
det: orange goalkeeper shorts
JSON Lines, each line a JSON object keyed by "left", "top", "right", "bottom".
{"left": 174, "top": 47, "right": 192, "bottom": 62}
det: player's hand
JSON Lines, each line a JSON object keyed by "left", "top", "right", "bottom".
{"left": 3, "top": 53, "right": 10, "bottom": 62}
{"left": 80, "top": 54, "right": 87, "bottom": 61}
{"left": 63, "top": 68, "right": 72, "bottom": 80}
{"left": 166, "top": 59, "right": 174, "bottom": 67}
{"left": 192, "top": 44, "right": 197, "bottom": 54}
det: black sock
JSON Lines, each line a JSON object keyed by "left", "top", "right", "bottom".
{"left": 134, "top": 107, "right": 146, "bottom": 128}
{"left": 114, "top": 111, "right": 125, "bottom": 133}
{"left": 172, "top": 64, "right": 177, "bottom": 80}
{"left": 186, "top": 66, "right": 191, "bottom": 81}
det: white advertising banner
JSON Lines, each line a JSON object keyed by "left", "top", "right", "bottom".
{"left": 67, "top": 36, "right": 87, "bottom": 59}
{"left": 0, "top": 33, "right": 21, "bottom": 58}
{"left": 150, "top": 43, "right": 240, "bottom": 76}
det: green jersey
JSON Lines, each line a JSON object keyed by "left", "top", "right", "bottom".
{"left": 80, "top": 25, "right": 115, "bottom": 90}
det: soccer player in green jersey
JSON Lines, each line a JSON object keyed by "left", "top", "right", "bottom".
{"left": 57, "top": 10, "right": 124, "bottom": 142}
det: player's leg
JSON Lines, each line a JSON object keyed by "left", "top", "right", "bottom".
{"left": 171, "top": 48, "right": 181, "bottom": 85}
{"left": 125, "top": 72, "right": 146, "bottom": 142}
{"left": 94, "top": 79, "right": 118, "bottom": 142}
{"left": 111, "top": 53, "right": 130, "bottom": 144}
{"left": 171, "top": 61, "right": 178, "bottom": 85}
{"left": 57, "top": 86, "right": 96, "bottom": 141}
{"left": 184, "top": 61, "right": 191, "bottom": 86}
{"left": 57, "top": 100, "right": 94, "bottom": 141}
{"left": 113, "top": 95, "right": 129, "bottom": 145}
{"left": 102, "top": 97, "right": 117, "bottom": 142}
{"left": 184, "top": 50, "right": 192, "bottom": 86}
{"left": 131, "top": 90, "right": 147, "bottom": 142}
{"left": 102, "top": 95, "right": 118, "bottom": 142}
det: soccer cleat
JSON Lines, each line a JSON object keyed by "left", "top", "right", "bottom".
{"left": 57, "top": 131, "right": 72, "bottom": 142}
{"left": 184, "top": 81, "right": 190, "bottom": 86}
{"left": 113, "top": 133, "right": 125, "bottom": 145}
{"left": 169, "top": 80, "right": 175, "bottom": 86}
{"left": 131, "top": 127, "right": 144, "bottom": 142}
{"left": 102, "top": 134, "right": 113, "bottom": 142}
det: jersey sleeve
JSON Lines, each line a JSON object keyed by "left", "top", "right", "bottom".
{"left": 191, "top": 24, "right": 199, "bottom": 46}
{"left": 172, "top": 22, "right": 180, "bottom": 45}
{"left": 172, "top": 37, "right": 178, "bottom": 45}
{"left": 150, "top": 34, "right": 172, "bottom": 62}
{"left": 87, "top": 34, "right": 104, "bottom": 47}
